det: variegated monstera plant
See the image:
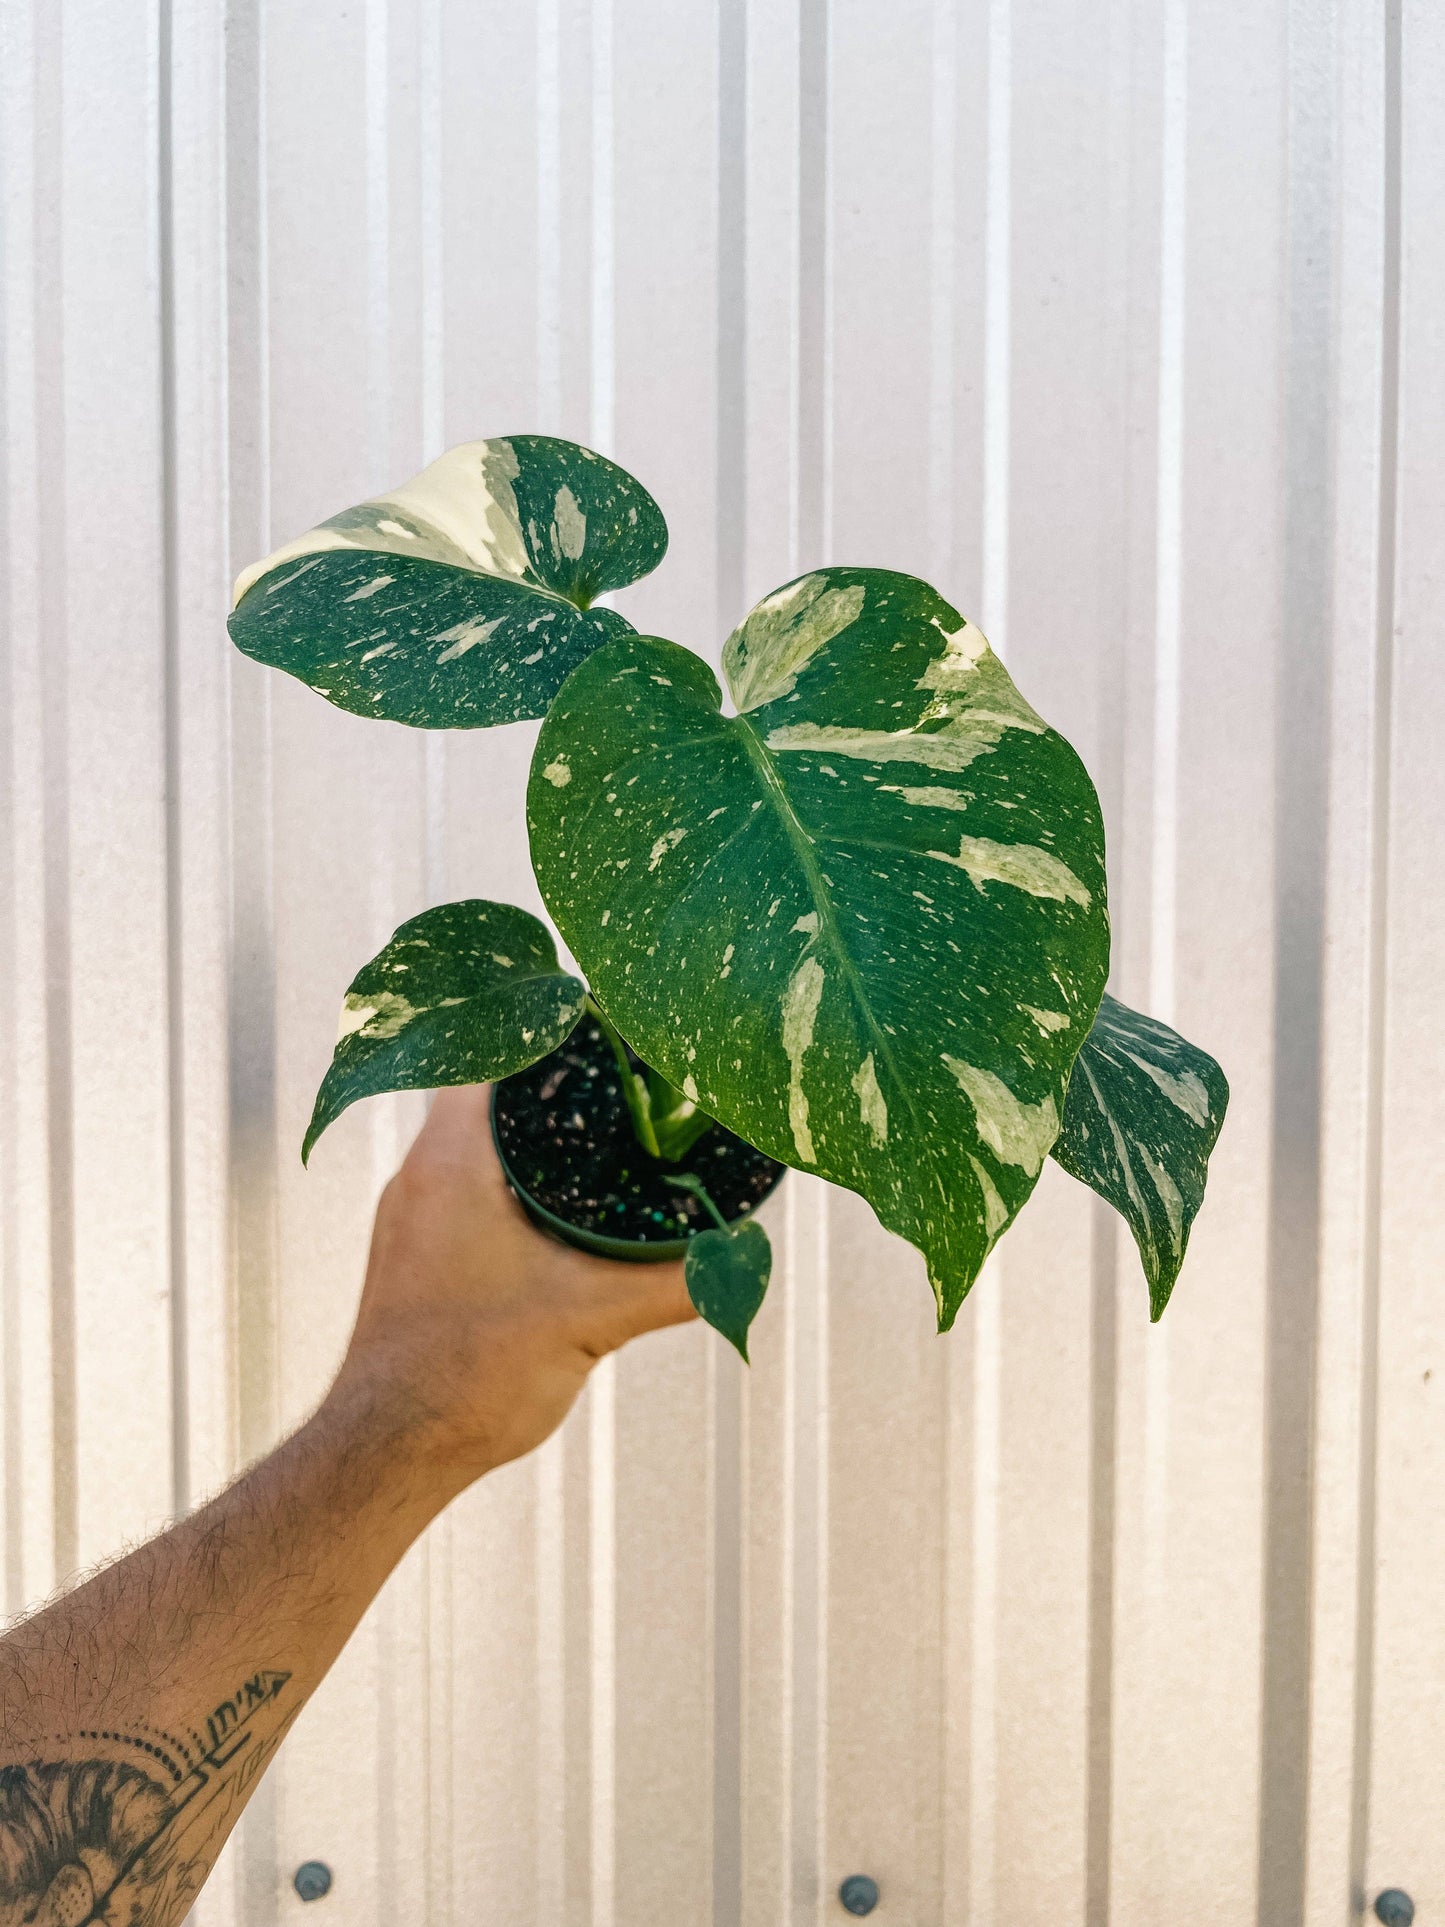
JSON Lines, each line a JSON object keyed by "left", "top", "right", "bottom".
{"left": 231, "top": 435, "right": 1226, "bottom": 1357}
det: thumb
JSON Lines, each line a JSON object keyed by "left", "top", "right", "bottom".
{"left": 404, "top": 1084, "right": 498, "bottom": 1174}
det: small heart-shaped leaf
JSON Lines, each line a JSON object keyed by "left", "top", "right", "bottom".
{"left": 230, "top": 435, "right": 667, "bottom": 729}
{"left": 304, "top": 898, "right": 586, "bottom": 1160}
{"left": 683, "top": 1218, "right": 773, "bottom": 1361}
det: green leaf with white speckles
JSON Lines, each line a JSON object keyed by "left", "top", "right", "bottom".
{"left": 683, "top": 1219, "right": 773, "bottom": 1362}
{"left": 528, "top": 568, "right": 1111, "bottom": 1327}
{"left": 303, "top": 898, "right": 587, "bottom": 1162}
{"left": 1050, "top": 992, "right": 1228, "bottom": 1319}
{"left": 229, "top": 435, "right": 667, "bottom": 728}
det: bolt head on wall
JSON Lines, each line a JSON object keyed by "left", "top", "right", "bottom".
{"left": 293, "top": 1862, "right": 333, "bottom": 1903}
{"left": 1374, "top": 1893, "right": 1414, "bottom": 1927}
{"left": 839, "top": 1873, "right": 880, "bottom": 1915}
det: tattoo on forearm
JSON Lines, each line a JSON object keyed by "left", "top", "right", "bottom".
{"left": 0, "top": 1670, "right": 293, "bottom": 1927}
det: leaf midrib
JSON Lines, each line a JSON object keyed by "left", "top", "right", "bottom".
{"left": 732, "top": 712, "right": 929, "bottom": 1152}
{"left": 316, "top": 541, "right": 590, "bottom": 616}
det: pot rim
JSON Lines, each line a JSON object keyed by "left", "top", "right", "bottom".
{"left": 489, "top": 1081, "right": 785, "bottom": 1264}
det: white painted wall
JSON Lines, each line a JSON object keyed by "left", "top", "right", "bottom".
{"left": 1, "top": 2, "right": 1440, "bottom": 1922}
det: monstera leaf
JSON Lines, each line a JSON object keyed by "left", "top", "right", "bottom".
{"left": 1051, "top": 992, "right": 1228, "bottom": 1318}
{"left": 528, "top": 568, "right": 1111, "bottom": 1325}
{"left": 303, "top": 898, "right": 586, "bottom": 1161}
{"left": 230, "top": 435, "right": 667, "bottom": 728}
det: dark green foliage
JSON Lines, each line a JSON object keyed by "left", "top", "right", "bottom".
{"left": 528, "top": 571, "right": 1111, "bottom": 1326}
{"left": 682, "top": 1221, "right": 773, "bottom": 1361}
{"left": 230, "top": 435, "right": 666, "bottom": 728}
{"left": 1052, "top": 993, "right": 1230, "bottom": 1317}
{"left": 229, "top": 436, "right": 1228, "bottom": 1340}
{"left": 304, "top": 899, "right": 586, "bottom": 1162}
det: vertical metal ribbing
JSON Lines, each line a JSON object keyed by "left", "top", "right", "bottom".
{"left": 1349, "top": 0, "right": 1402, "bottom": 1900}
{"left": 795, "top": 0, "right": 829, "bottom": 571}
{"left": 588, "top": 14, "right": 619, "bottom": 1926}
{"left": 224, "top": 3, "right": 283, "bottom": 1917}
{"left": 714, "top": 13, "right": 749, "bottom": 1923}
{"left": 35, "top": 0, "right": 78, "bottom": 1593}
{"left": 156, "top": 0, "right": 198, "bottom": 1529}
{"left": 1257, "top": 2, "right": 1339, "bottom": 1918}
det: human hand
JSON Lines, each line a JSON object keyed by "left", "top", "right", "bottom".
{"left": 330, "top": 1085, "right": 694, "bottom": 1492}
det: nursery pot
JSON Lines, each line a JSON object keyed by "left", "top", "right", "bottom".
{"left": 491, "top": 1015, "right": 785, "bottom": 1262}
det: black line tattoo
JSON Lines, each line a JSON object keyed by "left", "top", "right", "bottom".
{"left": 0, "top": 1670, "right": 293, "bottom": 1927}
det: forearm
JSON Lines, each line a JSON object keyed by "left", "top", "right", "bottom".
{"left": 0, "top": 1086, "right": 689, "bottom": 1927}
{"left": 0, "top": 1370, "right": 463, "bottom": 1927}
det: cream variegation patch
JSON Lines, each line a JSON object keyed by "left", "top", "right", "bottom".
{"left": 725, "top": 574, "right": 866, "bottom": 712}
{"left": 851, "top": 1053, "right": 888, "bottom": 1146}
{"left": 648, "top": 827, "right": 687, "bottom": 871}
{"left": 968, "top": 1155, "right": 1010, "bottom": 1240}
{"left": 926, "top": 835, "right": 1092, "bottom": 907}
{"left": 879, "top": 783, "right": 974, "bottom": 811}
{"left": 1118, "top": 1048, "right": 1211, "bottom": 1126}
{"left": 765, "top": 722, "right": 1004, "bottom": 773}
{"left": 434, "top": 615, "right": 504, "bottom": 663}
{"left": 781, "top": 956, "right": 826, "bottom": 1163}
{"left": 941, "top": 1056, "right": 1060, "bottom": 1176}
{"left": 1021, "top": 1004, "right": 1071, "bottom": 1033}
{"left": 337, "top": 990, "right": 417, "bottom": 1044}
{"left": 233, "top": 438, "right": 545, "bottom": 605}
{"left": 553, "top": 483, "right": 587, "bottom": 561}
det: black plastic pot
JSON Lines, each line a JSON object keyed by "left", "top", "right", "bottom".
{"left": 491, "top": 1015, "right": 785, "bottom": 1262}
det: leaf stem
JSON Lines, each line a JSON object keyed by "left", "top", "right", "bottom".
{"left": 586, "top": 995, "right": 662, "bottom": 1158}
{"left": 662, "top": 1171, "right": 732, "bottom": 1234}
{"left": 645, "top": 1068, "right": 716, "bottom": 1161}
{"left": 585, "top": 995, "right": 716, "bottom": 1163}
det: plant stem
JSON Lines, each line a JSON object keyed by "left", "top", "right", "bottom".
{"left": 585, "top": 995, "right": 716, "bottom": 1163}
{"left": 586, "top": 996, "right": 662, "bottom": 1158}
{"left": 644, "top": 1066, "right": 716, "bottom": 1161}
{"left": 662, "top": 1171, "right": 732, "bottom": 1233}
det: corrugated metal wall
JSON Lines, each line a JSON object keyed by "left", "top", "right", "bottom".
{"left": 1, "top": 1, "right": 1440, "bottom": 1921}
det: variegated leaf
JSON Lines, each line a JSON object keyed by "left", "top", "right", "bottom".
{"left": 1050, "top": 992, "right": 1228, "bottom": 1318}
{"left": 304, "top": 898, "right": 587, "bottom": 1161}
{"left": 528, "top": 568, "right": 1110, "bottom": 1326}
{"left": 230, "top": 435, "right": 667, "bottom": 728}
